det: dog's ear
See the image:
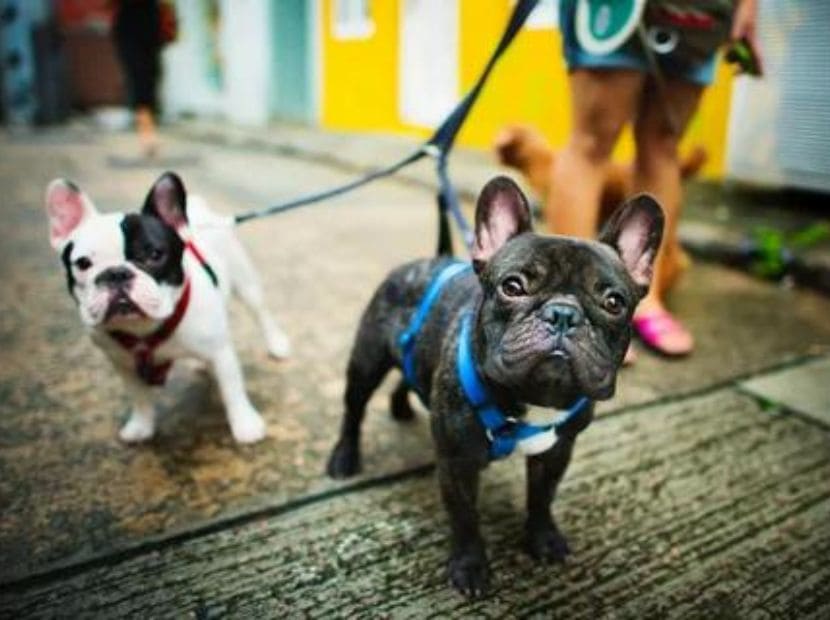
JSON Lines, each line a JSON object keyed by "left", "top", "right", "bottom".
{"left": 45, "top": 179, "right": 98, "bottom": 251}
{"left": 471, "top": 176, "right": 532, "bottom": 272}
{"left": 143, "top": 172, "right": 188, "bottom": 229}
{"left": 598, "top": 193, "right": 665, "bottom": 293}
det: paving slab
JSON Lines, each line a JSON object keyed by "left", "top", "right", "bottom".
{"left": 739, "top": 355, "right": 830, "bottom": 427}
{"left": 3, "top": 389, "right": 829, "bottom": 618}
{"left": 1, "top": 127, "right": 829, "bottom": 584}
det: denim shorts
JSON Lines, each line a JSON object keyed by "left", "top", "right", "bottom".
{"left": 558, "top": 0, "right": 718, "bottom": 86}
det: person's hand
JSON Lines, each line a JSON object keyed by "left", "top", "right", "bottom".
{"left": 730, "top": 0, "right": 764, "bottom": 76}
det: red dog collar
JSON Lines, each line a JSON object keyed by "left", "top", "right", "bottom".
{"left": 185, "top": 239, "right": 218, "bottom": 287}
{"left": 107, "top": 238, "right": 216, "bottom": 386}
{"left": 108, "top": 277, "right": 191, "bottom": 386}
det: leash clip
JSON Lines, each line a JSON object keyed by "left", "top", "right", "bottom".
{"left": 485, "top": 416, "right": 519, "bottom": 443}
{"left": 422, "top": 144, "right": 443, "bottom": 159}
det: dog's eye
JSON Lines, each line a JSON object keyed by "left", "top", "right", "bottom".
{"left": 148, "top": 248, "right": 165, "bottom": 262}
{"left": 603, "top": 293, "right": 625, "bottom": 315}
{"left": 74, "top": 256, "right": 92, "bottom": 271}
{"left": 501, "top": 276, "right": 526, "bottom": 297}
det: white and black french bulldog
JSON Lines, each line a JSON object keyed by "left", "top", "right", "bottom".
{"left": 45, "top": 172, "right": 290, "bottom": 444}
{"left": 327, "top": 176, "right": 663, "bottom": 597}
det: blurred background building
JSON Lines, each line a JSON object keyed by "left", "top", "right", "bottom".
{"left": 1, "top": 0, "right": 828, "bottom": 190}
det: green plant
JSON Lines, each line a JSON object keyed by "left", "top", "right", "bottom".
{"left": 749, "top": 223, "right": 830, "bottom": 279}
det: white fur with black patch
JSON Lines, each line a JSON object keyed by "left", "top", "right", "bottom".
{"left": 46, "top": 176, "right": 290, "bottom": 444}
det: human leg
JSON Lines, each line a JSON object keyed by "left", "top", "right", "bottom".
{"left": 631, "top": 77, "right": 705, "bottom": 355}
{"left": 545, "top": 69, "right": 644, "bottom": 238}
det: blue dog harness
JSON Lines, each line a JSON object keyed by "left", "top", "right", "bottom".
{"left": 398, "top": 261, "right": 591, "bottom": 460}
{"left": 399, "top": 261, "right": 472, "bottom": 395}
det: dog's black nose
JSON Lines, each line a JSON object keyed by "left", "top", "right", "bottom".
{"left": 95, "top": 266, "right": 134, "bottom": 287}
{"left": 544, "top": 303, "right": 584, "bottom": 333}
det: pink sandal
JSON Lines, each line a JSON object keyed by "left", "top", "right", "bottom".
{"left": 632, "top": 310, "right": 694, "bottom": 357}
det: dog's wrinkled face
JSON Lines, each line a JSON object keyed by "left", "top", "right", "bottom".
{"left": 471, "top": 177, "right": 664, "bottom": 407}
{"left": 45, "top": 173, "right": 189, "bottom": 329}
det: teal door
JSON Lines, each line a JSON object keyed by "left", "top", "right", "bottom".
{"left": 271, "top": 0, "right": 313, "bottom": 123}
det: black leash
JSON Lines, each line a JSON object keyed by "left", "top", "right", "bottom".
{"left": 233, "top": 149, "right": 427, "bottom": 224}
{"left": 427, "top": 0, "right": 541, "bottom": 254}
{"left": 234, "top": 0, "right": 541, "bottom": 257}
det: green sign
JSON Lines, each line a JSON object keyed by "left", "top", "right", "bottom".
{"left": 575, "top": 0, "right": 646, "bottom": 55}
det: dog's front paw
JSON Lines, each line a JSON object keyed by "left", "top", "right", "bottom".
{"left": 526, "top": 522, "right": 571, "bottom": 563}
{"left": 229, "top": 408, "right": 267, "bottom": 444}
{"left": 448, "top": 550, "right": 490, "bottom": 599}
{"left": 119, "top": 412, "right": 156, "bottom": 443}
{"left": 326, "top": 439, "right": 361, "bottom": 478}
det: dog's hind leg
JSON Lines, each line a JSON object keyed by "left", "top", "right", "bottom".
{"left": 224, "top": 236, "right": 291, "bottom": 359}
{"left": 326, "top": 319, "right": 393, "bottom": 478}
{"left": 390, "top": 378, "right": 416, "bottom": 421}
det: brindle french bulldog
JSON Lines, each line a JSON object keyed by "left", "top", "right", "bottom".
{"left": 327, "top": 176, "right": 664, "bottom": 597}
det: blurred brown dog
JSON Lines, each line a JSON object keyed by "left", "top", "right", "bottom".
{"left": 494, "top": 124, "right": 707, "bottom": 220}
{"left": 494, "top": 124, "right": 706, "bottom": 290}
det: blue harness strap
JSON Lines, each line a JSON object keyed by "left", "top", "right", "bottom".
{"left": 399, "top": 261, "right": 472, "bottom": 395}
{"left": 457, "top": 314, "right": 591, "bottom": 460}
{"left": 397, "top": 261, "right": 591, "bottom": 460}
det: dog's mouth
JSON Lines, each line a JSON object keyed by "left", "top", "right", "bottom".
{"left": 549, "top": 342, "right": 571, "bottom": 361}
{"left": 535, "top": 337, "right": 617, "bottom": 400}
{"left": 104, "top": 294, "right": 145, "bottom": 322}
{"left": 496, "top": 326, "right": 620, "bottom": 403}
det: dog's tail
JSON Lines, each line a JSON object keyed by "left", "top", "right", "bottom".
{"left": 493, "top": 124, "right": 554, "bottom": 199}
{"left": 494, "top": 126, "right": 524, "bottom": 168}
{"left": 493, "top": 125, "right": 552, "bottom": 167}
{"left": 495, "top": 123, "right": 707, "bottom": 202}
{"left": 680, "top": 145, "right": 708, "bottom": 180}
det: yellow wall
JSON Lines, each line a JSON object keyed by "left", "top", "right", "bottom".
{"left": 457, "top": 1, "right": 572, "bottom": 151}
{"left": 320, "top": 0, "right": 405, "bottom": 132}
{"left": 321, "top": 0, "right": 734, "bottom": 177}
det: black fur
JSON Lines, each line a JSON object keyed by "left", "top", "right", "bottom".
{"left": 326, "top": 177, "right": 664, "bottom": 598}
{"left": 120, "top": 214, "right": 185, "bottom": 286}
{"left": 60, "top": 241, "right": 77, "bottom": 301}
{"left": 142, "top": 171, "right": 188, "bottom": 229}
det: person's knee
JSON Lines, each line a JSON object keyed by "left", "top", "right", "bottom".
{"left": 570, "top": 116, "right": 623, "bottom": 164}
{"left": 634, "top": 126, "right": 681, "bottom": 173}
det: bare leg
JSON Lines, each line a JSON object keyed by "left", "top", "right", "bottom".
{"left": 546, "top": 69, "right": 644, "bottom": 238}
{"left": 135, "top": 106, "right": 158, "bottom": 158}
{"left": 631, "top": 78, "right": 705, "bottom": 355}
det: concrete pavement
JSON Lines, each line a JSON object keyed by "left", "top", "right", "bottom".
{"left": 1, "top": 122, "right": 829, "bottom": 617}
